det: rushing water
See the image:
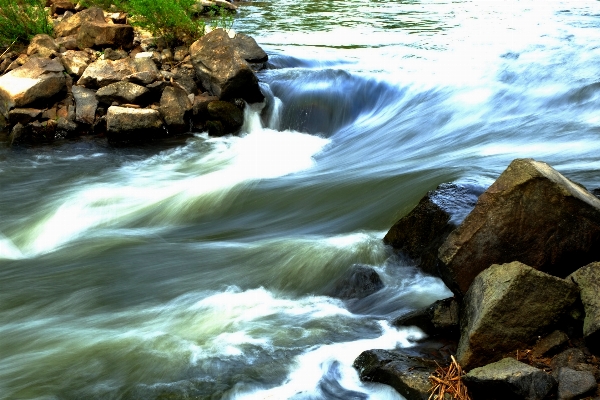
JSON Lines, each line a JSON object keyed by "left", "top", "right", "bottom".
{"left": 3, "top": 0, "right": 600, "bottom": 398}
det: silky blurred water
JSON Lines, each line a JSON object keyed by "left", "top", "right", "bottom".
{"left": 2, "top": 0, "right": 600, "bottom": 398}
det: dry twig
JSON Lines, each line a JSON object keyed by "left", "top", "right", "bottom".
{"left": 428, "top": 355, "right": 471, "bottom": 400}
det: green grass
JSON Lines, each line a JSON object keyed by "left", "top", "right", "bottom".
{"left": 0, "top": 0, "right": 53, "bottom": 48}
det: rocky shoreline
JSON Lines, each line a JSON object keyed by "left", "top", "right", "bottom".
{"left": 0, "top": 0, "right": 265, "bottom": 145}
{"left": 349, "top": 158, "right": 600, "bottom": 400}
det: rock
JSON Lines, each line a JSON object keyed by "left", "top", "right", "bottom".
{"left": 205, "top": 120, "right": 224, "bottom": 136}
{"left": 190, "top": 29, "right": 264, "bottom": 103}
{"left": 146, "top": 80, "right": 170, "bottom": 102}
{"left": 55, "top": 35, "right": 79, "bottom": 51}
{"left": 51, "top": 0, "right": 75, "bottom": 15}
{"left": 77, "top": 57, "right": 159, "bottom": 88}
{"left": 232, "top": 33, "right": 268, "bottom": 69}
{"left": 557, "top": 368, "right": 597, "bottom": 400}
{"left": 106, "top": 106, "right": 163, "bottom": 142}
{"left": 5, "top": 54, "right": 29, "bottom": 73}
{"left": 438, "top": 158, "right": 600, "bottom": 296}
{"left": 77, "top": 21, "right": 134, "bottom": 50}
{"left": 568, "top": 262, "right": 600, "bottom": 352}
{"left": 551, "top": 348, "right": 598, "bottom": 379}
{"left": 27, "top": 34, "right": 59, "bottom": 58}
{"left": 56, "top": 117, "right": 78, "bottom": 138}
{"left": 532, "top": 331, "right": 570, "bottom": 358}
{"left": 8, "top": 108, "right": 42, "bottom": 125}
{"left": 173, "top": 70, "right": 198, "bottom": 95}
{"left": 327, "top": 265, "right": 384, "bottom": 300}
{"left": 393, "top": 297, "right": 459, "bottom": 338}
{"left": 60, "top": 50, "right": 92, "bottom": 76}
{"left": 28, "top": 119, "right": 57, "bottom": 141}
{"left": 72, "top": 86, "right": 98, "bottom": 125}
{"left": 384, "top": 183, "right": 481, "bottom": 276}
{"left": 457, "top": 262, "right": 579, "bottom": 370}
{"left": 104, "top": 48, "right": 128, "bottom": 61}
{"left": 9, "top": 123, "right": 27, "bottom": 144}
{"left": 159, "top": 86, "right": 192, "bottom": 133}
{"left": 0, "top": 58, "right": 66, "bottom": 118}
{"left": 96, "top": 82, "right": 150, "bottom": 105}
{"left": 464, "top": 358, "right": 556, "bottom": 400}
{"left": 353, "top": 349, "right": 435, "bottom": 400}
{"left": 206, "top": 100, "right": 244, "bottom": 134}
{"left": 54, "top": 7, "right": 105, "bottom": 37}
{"left": 173, "top": 46, "right": 189, "bottom": 62}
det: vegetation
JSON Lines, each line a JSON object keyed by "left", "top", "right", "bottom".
{"left": 0, "top": 0, "right": 53, "bottom": 47}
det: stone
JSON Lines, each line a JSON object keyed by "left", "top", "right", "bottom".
{"left": 551, "top": 349, "right": 590, "bottom": 378}
{"left": 190, "top": 29, "right": 264, "bottom": 103}
{"left": 327, "top": 265, "right": 384, "bottom": 300}
{"left": 173, "top": 70, "right": 198, "bottom": 95}
{"left": 393, "top": 297, "right": 459, "bottom": 338}
{"left": 532, "top": 331, "right": 570, "bottom": 358}
{"left": 173, "top": 46, "right": 189, "bottom": 62}
{"left": 438, "top": 158, "right": 600, "bottom": 296}
{"left": 353, "top": 349, "right": 435, "bottom": 400}
{"left": 557, "top": 368, "right": 597, "bottom": 400}
{"left": 72, "top": 86, "right": 98, "bottom": 125}
{"left": 54, "top": 7, "right": 105, "bottom": 37}
{"left": 51, "top": 0, "right": 75, "bottom": 14}
{"left": 77, "top": 57, "right": 159, "bottom": 88}
{"left": 5, "top": 54, "right": 28, "bottom": 73}
{"left": 464, "top": 358, "right": 556, "bottom": 400}
{"left": 106, "top": 106, "right": 163, "bottom": 142}
{"left": 457, "top": 262, "right": 579, "bottom": 370}
{"left": 232, "top": 33, "right": 268, "bottom": 65}
{"left": 96, "top": 81, "right": 150, "bottom": 105}
{"left": 159, "top": 86, "right": 192, "bottom": 133}
{"left": 0, "top": 58, "right": 66, "bottom": 118}
{"left": 207, "top": 100, "right": 244, "bottom": 134}
{"left": 27, "top": 34, "right": 59, "bottom": 58}
{"left": 8, "top": 108, "right": 42, "bottom": 125}
{"left": 384, "top": 182, "right": 482, "bottom": 276}
{"left": 9, "top": 123, "right": 27, "bottom": 144}
{"left": 104, "top": 48, "right": 128, "bottom": 61}
{"left": 55, "top": 35, "right": 79, "bottom": 51}
{"left": 568, "top": 262, "right": 600, "bottom": 352}
{"left": 77, "top": 21, "right": 134, "bottom": 50}
{"left": 60, "top": 50, "right": 91, "bottom": 76}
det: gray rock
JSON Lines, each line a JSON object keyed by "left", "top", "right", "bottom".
{"left": 72, "top": 86, "right": 98, "bottom": 125}
{"left": 96, "top": 82, "right": 150, "bottom": 105}
{"left": 393, "top": 297, "right": 459, "bottom": 338}
{"left": 103, "top": 48, "right": 129, "bottom": 61}
{"left": 106, "top": 106, "right": 163, "bottom": 142}
{"left": 457, "top": 262, "right": 579, "bottom": 370}
{"left": 327, "top": 265, "right": 384, "bottom": 300}
{"left": 464, "top": 358, "right": 556, "bottom": 400}
{"left": 159, "top": 86, "right": 192, "bottom": 133}
{"left": 77, "top": 21, "right": 134, "bottom": 50}
{"left": 353, "top": 349, "right": 435, "bottom": 400}
{"left": 190, "top": 29, "right": 264, "bottom": 103}
{"left": 232, "top": 33, "right": 268, "bottom": 70}
{"left": 438, "top": 158, "right": 600, "bottom": 297}
{"left": 568, "top": 262, "right": 600, "bottom": 352}
{"left": 557, "top": 368, "right": 597, "bottom": 400}
{"left": 77, "top": 58, "right": 159, "bottom": 88}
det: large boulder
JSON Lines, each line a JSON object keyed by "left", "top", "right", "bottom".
{"left": 232, "top": 33, "right": 268, "bottom": 70}
{"left": 54, "top": 7, "right": 105, "bottom": 37}
{"left": 568, "top": 262, "right": 600, "bottom": 352}
{"left": 326, "top": 264, "right": 384, "bottom": 300}
{"left": 76, "top": 21, "right": 134, "bottom": 50}
{"left": 384, "top": 183, "right": 481, "bottom": 276}
{"left": 106, "top": 106, "right": 163, "bottom": 142}
{"left": 0, "top": 58, "right": 66, "bottom": 118}
{"left": 463, "top": 358, "right": 556, "bottom": 400}
{"left": 159, "top": 86, "right": 193, "bottom": 133}
{"left": 353, "top": 349, "right": 436, "bottom": 400}
{"left": 190, "top": 29, "right": 264, "bottom": 103}
{"left": 71, "top": 86, "right": 97, "bottom": 126}
{"left": 77, "top": 57, "right": 159, "bottom": 88}
{"left": 457, "top": 262, "right": 579, "bottom": 370}
{"left": 393, "top": 297, "right": 459, "bottom": 338}
{"left": 438, "top": 158, "right": 600, "bottom": 296}
{"left": 96, "top": 81, "right": 150, "bottom": 105}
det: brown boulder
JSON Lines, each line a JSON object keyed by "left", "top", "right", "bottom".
{"left": 59, "top": 50, "right": 92, "bottom": 76}
{"left": 438, "top": 158, "right": 600, "bottom": 296}
{"left": 159, "top": 86, "right": 192, "bottom": 133}
{"left": 27, "top": 34, "right": 59, "bottom": 58}
{"left": 457, "top": 262, "right": 579, "bottom": 370}
{"left": 190, "top": 29, "right": 264, "bottom": 103}
{"left": 96, "top": 81, "right": 150, "bottom": 105}
{"left": 568, "top": 262, "right": 600, "bottom": 352}
{"left": 76, "top": 21, "right": 134, "bottom": 50}
{"left": 54, "top": 7, "right": 105, "bottom": 37}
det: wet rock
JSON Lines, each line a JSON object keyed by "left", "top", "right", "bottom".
{"left": 384, "top": 183, "right": 481, "bottom": 276}
{"left": 159, "top": 86, "right": 192, "bottom": 133}
{"left": 438, "top": 158, "right": 600, "bottom": 296}
{"left": 568, "top": 262, "right": 600, "bottom": 353}
{"left": 353, "top": 349, "right": 435, "bottom": 400}
{"left": 463, "top": 358, "right": 556, "bottom": 400}
{"left": 205, "top": 120, "right": 224, "bottom": 136}
{"left": 557, "top": 368, "right": 597, "bottom": 400}
{"left": 60, "top": 50, "right": 92, "bottom": 76}
{"left": 77, "top": 21, "right": 134, "bottom": 50}
{"left": 77, "top": 57, "right": 159, "bottom": 88}
{"left": 27, "top": 34, "right": 59, "bottom": 58}
{"left": 393, "top": 297, "right": 459, "bottom": 338}
{"left": 190, "top": 28, "right": 264, "bottom": 103}
{"left": 72, "top": 86, "right": 98, "bottom": 125}
{"left": 54, "top": 7, "right": 105, "bottom": 37}
{"left": 207, "top": 100, "right": 244, "bottom": 134}
{"left": 106, "top": 106, "right": 163, "bottom": 142}
{"left": 457, "top": 261, "right": 579, "bottom": 370}
{"left": 0, "top": 58, "right": 66, "bottom": 118}
{"left": 327, "top": 265, "right": 384, "bottom": 300}
{"left": 8, "top": 108, "right": 42, "bottom": 125}
{"left": 9, "top": 123, "right": 27, "bottom": 144}
{"left": 56, "top": 117, "right": 78, "bottom": 138}
{"left": 96, "top": 81, "right": 150, "bottom": 105}
{"left": 532, "top": 331, "right": 570, "bottom": 358}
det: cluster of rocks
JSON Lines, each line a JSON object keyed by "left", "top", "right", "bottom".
{"left": 0, "top": 1, "right": 267, "bottom": 145}
{"left": 353, "top": 158, "right": 600, "bottom": 400}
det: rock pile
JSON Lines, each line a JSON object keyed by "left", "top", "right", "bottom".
{"left": 355, "top": 158, "right": 600, "bottom": 400}
{"left": 0, "top": 2, "right": 267, "bottom": 144}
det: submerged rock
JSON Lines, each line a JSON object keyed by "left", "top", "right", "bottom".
{"left": 327, "top": 264, "right": 384, "bottom": 300}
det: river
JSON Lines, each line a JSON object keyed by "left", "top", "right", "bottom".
{"left": 2, "top": 0, "right": 600, "bottom": 399}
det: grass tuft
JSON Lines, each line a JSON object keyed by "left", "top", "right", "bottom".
{"left": 0, "top": 0, "right": 53, "bottom": 48}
